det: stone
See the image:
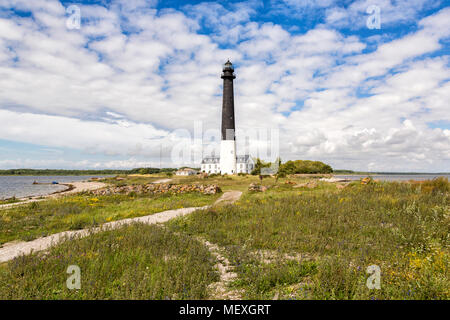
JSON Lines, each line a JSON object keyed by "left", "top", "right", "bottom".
{"left": 248, "top": 183, "right": 268, "bottom": 192}
{"left": 90, "top": 183, "right": 222, "bottom": 196}
{"left": 293, "top": 181, "right": 318, "bottom": 189}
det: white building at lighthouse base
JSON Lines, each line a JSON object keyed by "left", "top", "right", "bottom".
{"left": 201, "top": 152, "right": 254, "bottom": 175}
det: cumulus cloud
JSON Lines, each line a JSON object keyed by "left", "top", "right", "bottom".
{"left": 0, "top": 0, "right": 448, "bottom": 171}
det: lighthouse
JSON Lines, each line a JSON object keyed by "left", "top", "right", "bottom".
{"left": 219, "top": 60, "right": 237, "bottom": 175}
{"left": 200, "top": 61, "right": 254, "bottom": 175}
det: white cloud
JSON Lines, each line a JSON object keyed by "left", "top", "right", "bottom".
{"left": 0, "top": 1, "right": 448, "bottom": 171}
{"left": 324, "top": 0, "right": 442, "bottom": 29}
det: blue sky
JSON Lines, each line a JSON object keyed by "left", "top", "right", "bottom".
{"left": 0, "top": 0, "right": 449, "bottom": 172}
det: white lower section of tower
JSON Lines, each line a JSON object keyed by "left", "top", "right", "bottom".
{"left": 220, "top": 140, "right": 237, "bottom": 175}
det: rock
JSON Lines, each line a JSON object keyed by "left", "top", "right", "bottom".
{"left": 204, "top": 185, "right": 222, "bottom": 195}
{"left": 306, "top": 181, "right": 317, "bottom": 188}
{"left": 90, "top": 183, "right": 222, "bottom": 196}
{"left": 248, "top": 183, "right": 268, "bottom": 192}
{"left": 293, "top": 181, "right": 317, "bottom": 189}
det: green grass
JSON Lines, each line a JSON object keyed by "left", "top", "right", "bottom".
{"left": 1, "top": 175, "right": 448, "bottom": 300}
{"left": 0, "top": 197, "right": 21, "bottom": 205}
{"left": 100, "top": 175, "right": 165, "bottom": 186}
{"left": 0, "top": 191, "right": 220, "bottom": 245}
{"left": 0, "top": 223, "right": 219, "bottom": 299}
{"left": 169, "top": 178, "right": 450, "bottom": 299}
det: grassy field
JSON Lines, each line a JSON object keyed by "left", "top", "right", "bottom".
{"left": 169, "top": 177, "right": 449, "bottom": 299}
{"left": 0, "top": 223, "right": 219, "bottom": 299}
{"left": 0, "top": 198, "right": 20, "bottom": 205}
{"left": 0, "top": 174, "right": 448, "bottom": 300}
{"left": 101, "top": 175, "right": 165, "bottom": 186}
{"left": 0, "top": 191, "right": 220, "bottom": 245}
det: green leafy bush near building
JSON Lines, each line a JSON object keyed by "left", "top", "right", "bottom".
{"left": 279, "top": 160, "right": 333, "bottom": 174}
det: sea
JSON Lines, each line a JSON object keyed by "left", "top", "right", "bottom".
{"left": 0, "top": 175, "right": 113, "bottom": 200}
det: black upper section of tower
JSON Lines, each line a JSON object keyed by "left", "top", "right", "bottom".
{"left": 221, "top": 60, "right": 236, "bottom": 140}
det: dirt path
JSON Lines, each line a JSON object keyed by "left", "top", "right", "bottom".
{"left": 200, "top": 191, "right": 244, "bottom": 299}
{"left": 0, "top": 181, "right": 107, "bottom": 210}
{"left": 0, "top": 190, "right": 242, "bottom": 264}
{"left": 214, "top": 191, "right": 242, "bottom": 206}
{"left": 202, "top": 239, "right": 243, "bottom": 300}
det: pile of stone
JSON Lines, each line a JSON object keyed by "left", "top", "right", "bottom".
{"left": 248, "top": 183, "right": 268, "bottom": 192}
{"left": 90, "top": 184, "right": 222, "bottom": 196}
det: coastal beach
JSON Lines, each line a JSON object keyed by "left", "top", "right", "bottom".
{"left": 0, "top": 175, "right": 112, "bottom": 200}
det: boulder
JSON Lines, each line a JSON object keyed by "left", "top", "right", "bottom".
{"left": 293, "top": 181, "right": 318, "bottom": 189}
{"left": 248, "top": 183, "right": 268, "bottom": 192}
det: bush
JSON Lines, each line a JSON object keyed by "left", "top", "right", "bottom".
{"left": 279, "top": 160, "right": 333, "bottom": 174}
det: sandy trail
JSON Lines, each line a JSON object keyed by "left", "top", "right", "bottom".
{"left": 0, "top": 190, "right": 241, "bottom": 264}
{"left": 214, "top": 191, "right": 242, "bottom": 206}
{"left": 0, "top": 181, "right": 107, "bottom": 210}
{"left": 202, "top": 239, "right": 243, "bottom": 300}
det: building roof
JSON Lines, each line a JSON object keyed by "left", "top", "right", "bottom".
{"left": 237, "top": 155, "right": 251, "bottom": 163}
{"left": 201, "top": 157, "right": 220, "bottom": 164}
{"left": 176, "top": 168, "right": 197, "bottom": 172}
{"left": 201, "top": 155, "right": 252, "bottom": 164}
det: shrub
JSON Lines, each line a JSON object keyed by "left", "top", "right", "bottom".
{"left": 279, "top": 160, "right": 333, "bottom": 174}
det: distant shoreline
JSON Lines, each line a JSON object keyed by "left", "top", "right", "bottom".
{"left": 0, "top": 181, "right": 107, "bottom": 208}
{"left": 334, "top": 173, "right": 450, "bottom": 175}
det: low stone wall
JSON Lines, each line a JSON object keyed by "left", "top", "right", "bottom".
{"left": 90, "top": 184, "right": 222, "bottom": 196}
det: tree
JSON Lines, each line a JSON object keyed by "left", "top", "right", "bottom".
{"left": 274, "top": 157, "right": 283, "bottom": 183}
{"left": 278, "top": 160, "right": 333, "bottom": 174}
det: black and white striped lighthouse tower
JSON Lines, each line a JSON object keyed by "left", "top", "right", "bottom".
{"left": 220, "top": 60, "right": 237, "bottom": 175}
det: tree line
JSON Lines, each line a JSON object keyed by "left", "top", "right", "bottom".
{"left": 0, "top": 168, "right": 178, "bottom": 176}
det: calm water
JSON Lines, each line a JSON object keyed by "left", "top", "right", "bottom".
{"left": 0, "top": 175, "right": 112, "bottom": 200}
{"left": 334, "top": 174, "right": 450, "bottom": 181}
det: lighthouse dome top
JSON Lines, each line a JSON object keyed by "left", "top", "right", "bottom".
{"left": 222, "top": 60, "right": 236, "bottom": 79}
{"left": 223, "top": 60, "right": 234, "bottom": 71}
